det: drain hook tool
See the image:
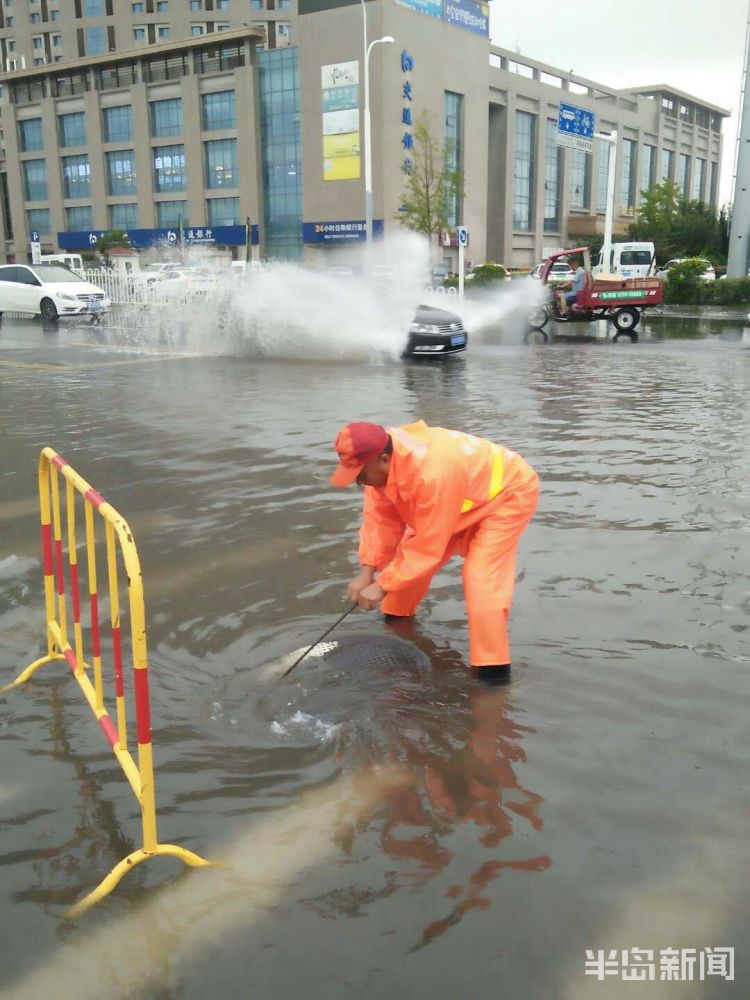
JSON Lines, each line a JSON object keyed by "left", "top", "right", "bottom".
{"left": 282, "top": 602, "right": 358, "bottom": 678}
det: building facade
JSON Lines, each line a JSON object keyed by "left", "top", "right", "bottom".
{"left": 0, "top": 0, "right": 728, "bottom": 267}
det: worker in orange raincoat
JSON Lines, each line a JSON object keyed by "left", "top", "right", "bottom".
{"left": 329, "top": 420, "right": 539, "bottom": 683}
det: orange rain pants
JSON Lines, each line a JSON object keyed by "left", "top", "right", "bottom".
{"left": 358, "top": 422, "right": 539, "bottom": 667}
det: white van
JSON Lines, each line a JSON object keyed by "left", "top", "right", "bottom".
{"left": 40, "top": 253, "right": 84, "bottom": 274}
{"left": 593, "top": 242, "right": 655, "bottom": 279}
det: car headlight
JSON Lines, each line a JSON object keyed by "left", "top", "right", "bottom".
{"left": 409, "top": 323, "right": 442, "bottom": 334}
{"left": 56, "top": 293, "right": 77, "bottom": 301}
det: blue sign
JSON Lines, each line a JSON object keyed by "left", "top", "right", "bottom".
{"left": 30, "top": 230, "right": 40, "bottom": 242}
{"left": 58, "top": 225, "right": 258, "bottom": 251}
{"left": 302, "top": 220, "right": 385, "bottom": 244}
{"left": 395, "top": 0, "right": 443, "bottom": 21}
{"left": 444, "top": 0, "right": 489, "bottom": 36}
{"left": 558, "top": 102, "right": 595, "bottom": 139}
{"left": 457, "top": 226, "right": 469, "bottom": 247}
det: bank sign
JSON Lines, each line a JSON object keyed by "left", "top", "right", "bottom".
{"left": 396, "top": 0, "right": 489, "bottom": 36}
{"left": 58, "top": 225, "right": 258, "bottom": 250}
{"left": 303, "top": 220, "right": 384, "bottom": 243}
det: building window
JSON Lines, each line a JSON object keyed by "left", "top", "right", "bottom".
{"left": 30, "top": 11, "right": 40, "bottom": 22}
{"left": 157, "top": 0, "right": 169, "bottom": 10}
{"left": 150, "top": 98, "right": 182, "bottom": 136}
{"left": 26, "top": 207, "right": 50, "bottom": 233}
{"left": 569, "top": 149, "right": 590, "bottom": 210}
{"left": 23, "top": 158, "right": 48, "bottom": 200}
{"left": 444, "top": 91, "right": 463, "bottom": 228}
{"left": 133, "top": 27, "right": 146, "bottom": 42}
{"left": 62, "top": 154, "right": 91, "bottom": 198}
{"left": 52, "top": 33, "right": 62, "bottom": 46}
{"left": 216, "top": 0, "right": 229, "bottom": 8}
{"left": 620, "top": 138, "right": 635, "bottom": 212}
{"left": 58, "top": 111, "right": 86, "bottom": 148}
{"left": 103, "top": 105, "right": 132, "bottom": 142}
{"left": 157, "top": 24, "right": 171, "bottom": 40}
{"left": 83, "top": 0, "right": 104, "bottom": 14}
{"left": 191, "top": 23, "right": 205, "bottom": 35}
{"left": 207, "top": 197, "right": 240, "bottom": 226}
{"left": 190, "top": 0, "right": 202, "bottom": 8}
{"left": 156, "top": 200, "right": 187, "bottom": 228}
{"left": 595, "top": 138, "right": 610, "bottom": 213}
{"left": 250, "top": 0, "right": 264, "bottom": 9}
{"left": 544, "top": 119, "right": 561, "bottom": 233}
{"left": 32, "top": 35, "right": 42, "bottom": 48}
{"left": 276, "top": 21, "right": 291, "bottom": 46}
{"left": 660, "top": 148, "right": 674, "bottom": 181}
{"left": 513, "top": 110, "right": 535, "bottom": 230}
{"left": 216, "top": 22, "right": 230, "bottom": 31}
{"left": 199, "top": 43, "right": 245, "bottom": 72}
{"left": 66, "top": 205, "right": 92, "bottom": 230}
{"left": 33, "top": 57, "right": 45, "bottom": 66}
{"left": 202, "top": 90, "right": 236, "bottom": 130}
{"left": 106, "top": 150, "right": 137, "bottom": 195}
{"left": 86, "top": 25, "right": 106, "bottom": 55}
{"left": 6, "top": 16, "right": 13, "bottom": 27}
{"left": 19, "top": 118, "right": 43, "bottom": 152}
{"left": 132, "top": 2, "right": 144, "bottom": 12}
{"left": 708, "top": 161, "right": 718, "bottom": 203}
{"left": 50, "top": 9, "right": 60, "bottom": 20}
{"left": 640, "top": 144, "right": 655, "bottom": 195}
{"left": 679, "top": 153, "right": 690, "bottom": 196}
{"left": 153, "top": 144, "right": 186, "bottom": 191}
{"left": 205, "top": 138, "right": 237, "bottom": 188}
{"left": 692, "top": 158, "right": 705, "bottom": 201}
{"left": 258, "top": 47, "right": 301, "bottom": 260}
{"left": 110, "top": 202, "right": 138, "bottom": 228}
{"left": 278, "top": 0, "right": 292, "bottom": 8}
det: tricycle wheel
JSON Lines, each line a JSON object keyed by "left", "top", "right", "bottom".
{"left": 613, "top": 307, "right": 639, "bottom": 332}
{"left": 527, "top": 305, "right": 549, "bottom": 329}
{"left": 524, "top": 328, "right": 548, "bottom": 345}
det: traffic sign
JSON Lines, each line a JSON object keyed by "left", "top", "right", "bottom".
{"left": 30, "top": 230, "right": 40, "bottom": 242}
{"left": 557, "top": 101, "right": 595, "bottom": 153}
{"left": 457, "top": 226, "right": 468, "bottom": 247}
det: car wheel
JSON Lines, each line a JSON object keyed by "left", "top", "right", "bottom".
{"left": 613, "top": 307, "right": 639, "bottom": 332}
{"left": 524, "top": 328, "right": 548, "bottom": 345}
{"left": 40, "top": 297, "right": 59, "bottom": 322}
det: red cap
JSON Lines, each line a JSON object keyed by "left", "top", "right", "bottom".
{"left": 330, "top": 422, "right": 388, "bottom": 486}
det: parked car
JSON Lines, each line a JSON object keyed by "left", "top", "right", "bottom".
{"left": 529, "top": 261, "right": 574, "bottom": 284}
{"left": 465, "top": 262, "right": 512, "bottom": 283}
{"left": 0, "top": 262, "right": 110, "bottom": 320}
{"left": 404, "top": 303, "right": 467, "bottom": 358}
{"left": 148, "top": 267, "right": 217, "bottom": 299}
{"left": 656, "top": 258, "right": 716, "bottom": 281}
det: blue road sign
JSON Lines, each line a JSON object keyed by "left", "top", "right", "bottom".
{"left": 557, "top": 102, "right": 595, "bottom": 139}
{"left": 457, "top": 226, "right": 469, "bottom": 247}
{"left": 30, "top": 231, "right": 40, "bottom": 242}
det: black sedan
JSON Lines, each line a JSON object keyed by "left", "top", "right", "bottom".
{"left": 403, "top": 304, "right": 467, "bottom": 359}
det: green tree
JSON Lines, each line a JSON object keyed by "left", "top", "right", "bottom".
{"left": 628, "top": 179, "right": 682, "bottom": 260}
{"left": 628, "top": 179, "right": 727, "bottom": 264}
{"left": 397, "top": 111, "right": 462, "bottom": 243}
{"left": 94, "top": 229, "right": 131, "bottom": 270}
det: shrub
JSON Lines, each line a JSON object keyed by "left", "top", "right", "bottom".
{"left": 664, "top": 258, "right": 708, "bottom": 304}
{"left": 468, "top": 262, "right": 508, "bottom": 286}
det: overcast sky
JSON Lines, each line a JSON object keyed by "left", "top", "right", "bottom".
{"left": 489, "top": 0, "right": 748, "bottom": 205}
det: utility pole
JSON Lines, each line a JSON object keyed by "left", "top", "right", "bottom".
{"left": 727, "top": 1, "right": 750, "bottom": 278}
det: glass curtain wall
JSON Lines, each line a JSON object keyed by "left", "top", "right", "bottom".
{"left": 679, "top": 153, "right": 690, "bottom": 195}
{"left": 620, "top": 139, "right": 635, "bottom": 211}
{"left": 640, "top": 144, "right": 655, "bottom": 196}
{"left": 259, "top": 47, "right": 302, "bottom": 260}
{"left": 569, "top": 149, "right": 590, "bottom": 210}
{"left": 660, "top": 148, "right": 674, "bottom": 182}
{"left": 444, "top": 91, "right": 463, "bottom": 228}
{"left": 544, "top": 119, "right": 561, "bottom": 233}
{"left": 596, "top": 138, "right": 610, "bottom": 213}
{"left": 513, "top": 110, "right": 535, "bottom": 231}
{"left": 692, "top": 158, "right": 705, "bottom": 201}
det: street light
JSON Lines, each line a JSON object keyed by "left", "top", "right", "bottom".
{"left": 361, "top": 0, "right": 393, "bottom": 249}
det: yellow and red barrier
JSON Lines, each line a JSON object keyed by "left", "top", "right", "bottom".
{"left": 1, "top": 447, "right": 210, "bottom": 918}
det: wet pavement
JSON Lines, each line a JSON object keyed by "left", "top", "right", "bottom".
{"left": 1, "top": 306, "right": 749, "bottom": 999}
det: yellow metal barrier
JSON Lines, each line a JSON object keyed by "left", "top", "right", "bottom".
{"left": 1, "top": 447, "right": 210, "bottom": 918}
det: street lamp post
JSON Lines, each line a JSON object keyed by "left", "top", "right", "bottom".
{"left": 360, "top": 0, "right": 393, "bottom": 249}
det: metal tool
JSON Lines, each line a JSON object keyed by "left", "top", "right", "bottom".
{"left": 281, "top": 602, "right": 358, "bottom": 678}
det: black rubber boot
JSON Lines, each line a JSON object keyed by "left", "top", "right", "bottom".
{"left": 474, "top": 664, "right": 511, "bottom": 686}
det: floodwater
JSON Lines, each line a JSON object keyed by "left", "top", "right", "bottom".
{"left": 1, "top": 302, "right": 749, "bottom": 999}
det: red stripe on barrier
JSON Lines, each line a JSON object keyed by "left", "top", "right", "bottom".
{"left": 112, "top": 625, "right": 124, "bottom": 697}
{"left": 84, "top": 488, "right": 106, "bottom": 510}
{"left": 41, "top": 523, "right": 53, "bottom": 577}
{"left": 134, "top": 668, "right": 152, "bottom": 745}
{"left": 90, "top": 592, "right": 101, "bottom": 657}
{"left": 63, "top": 648, "right": 77, "bottom": 675}
{"left": 55, "top": 540, "right": 64, "bottom": 596}
{"left": 70, "top": 563, "right": 81, "bottom": 623}
{"left": 99, "top": 714, "right": 119, "bottom": 749}
{"left": 51, "top": 454, "right": 67, "bottom": 471}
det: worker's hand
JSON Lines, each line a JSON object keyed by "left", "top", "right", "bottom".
{"left": 357, "top": 581, "right": 386, "bottom": 611}
{"left": 347, "top": 567, "right": 376, "bottom": 603}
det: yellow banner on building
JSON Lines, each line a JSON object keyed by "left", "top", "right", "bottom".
{"left": 323, "top": 131, "right": 360, "bottom": 160}
{"left": 324, "top": 155, "right": 361, "bottom": 181}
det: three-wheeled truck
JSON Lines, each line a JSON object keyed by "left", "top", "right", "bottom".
{"left": 526, "top": 247, "right": 664, "bottom": 343}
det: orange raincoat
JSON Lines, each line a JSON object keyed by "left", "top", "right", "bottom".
{"left": 358, "top": 421, "right": 538, "bottom": 667}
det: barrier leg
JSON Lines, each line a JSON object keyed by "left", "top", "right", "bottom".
{"left": 0, "top": 652, "right": 65, "bottom": 694}
{"left": 65, "top": 843, "right": 212, "bottom": 920}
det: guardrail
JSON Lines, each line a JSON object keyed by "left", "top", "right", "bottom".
{"left": 1, "top": 448, "right": 210, "bottom": 918}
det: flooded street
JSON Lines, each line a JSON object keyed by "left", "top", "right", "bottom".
{"left": 1, "top": 305, "right": 749, "bottom": 998}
